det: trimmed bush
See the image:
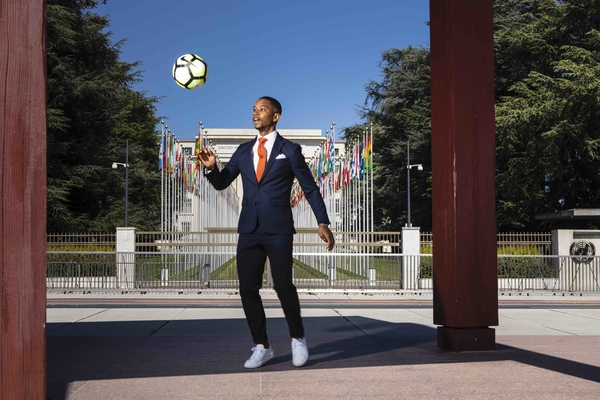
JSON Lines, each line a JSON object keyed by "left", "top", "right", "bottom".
{"left": 418, "top": 245, "right": 556, "bottom": 279}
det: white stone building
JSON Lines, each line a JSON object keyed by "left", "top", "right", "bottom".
{"left": 176, "top": 128, "right": 344, "bottom": 231}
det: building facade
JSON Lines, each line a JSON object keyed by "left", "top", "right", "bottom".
{"left": 176, "top": 128, "right": 343, "bottom": 231}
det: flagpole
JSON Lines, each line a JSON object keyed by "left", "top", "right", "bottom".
{"left": 370, "top": 123, "right": 374, "bottom": 233}
{"left": 125, "top": 138, "right": 129, "bottom": 227}
{"left": 364, "top": 132, "right": 367, "bottom": 272}
{"left": 160, "top": 121, "right": 165, "bottom": 234}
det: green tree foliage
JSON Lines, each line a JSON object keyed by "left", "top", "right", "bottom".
{"left": 355, "top": 1, "right": 600, "bottom": 231}
{"left": 344, "top": 47, "right": 432, "bottom": 231}
{"left": 46, "top": 0, "right": 161, "bottom": 232}
{"left": 495, "top": 0, "right": 600, "bottom": 230}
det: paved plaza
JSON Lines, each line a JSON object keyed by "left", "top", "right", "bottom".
{"left": 46, "top": 292, "right": 600, "bottom": 399}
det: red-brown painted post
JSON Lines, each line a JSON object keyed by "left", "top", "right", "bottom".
{"left": 429, "top": 0, "right": 499, "bottom": 351}
{"left": 0, "top": 0, "right": 47, "bottom": 397}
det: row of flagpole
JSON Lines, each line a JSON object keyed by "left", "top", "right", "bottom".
{"left": 156, "top": 119, "right": 374, "bottom": 281}
{"left": 158, "top": 120, "right": 373, "bottom": 236}
{"left": 291, "top": 123, "right": 374, "bottom": 279}
{"left": 292, "top": 123, "right": 374, "bottom": 232}
{"left": 157, "top": 121, "right": 240, "bottom": 281}
{"left": 158, "top": 121, "right": 240, "bottom": 234}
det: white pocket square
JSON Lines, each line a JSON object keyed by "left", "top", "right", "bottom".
{"left": 275, "top": 153, "right": 287, "bottom": 159}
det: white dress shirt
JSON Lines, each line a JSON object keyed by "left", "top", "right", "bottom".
{"left": 253, "top": 130, "right": 278, "bottom": 172}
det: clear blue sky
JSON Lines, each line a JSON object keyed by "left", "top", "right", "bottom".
{"left": 97, "top": 0, "right": 430, "bottom": 140}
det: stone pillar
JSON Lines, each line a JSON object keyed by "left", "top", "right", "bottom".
{"left": 430, "top": 0, "right": 499, "bottom": 351}
{"left": 402, "top": 226, "right": 421, "bottom": 290}
{"left": 116, "top": 227, "right": 136, "bottom": 289}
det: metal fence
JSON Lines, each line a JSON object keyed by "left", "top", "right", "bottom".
{"left": 47, "top": 232, "right": 116, "bottom": 251}
{"left": 45, "top": 251, "right": 426, "bottom": 290}
{"left": 47, "top": 230, "right": 578, "bottom": 292}
{"left": 47, "top": 252, "right": 117, "bottom": 289}
{"left": 46, "top": 251, "right": 600, "bottom": 293}
{"left": 46, "top": 231, "right": 553, "bottom": 255}
{"left": 497, "top": 232, "right": 552, "bottom": 255}
{"left": 418, "top": 231, "right": 552, "bottom": 255}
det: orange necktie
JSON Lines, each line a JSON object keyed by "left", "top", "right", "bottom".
{"left": 256, "top": 137, "right": 267, "bottom": 182}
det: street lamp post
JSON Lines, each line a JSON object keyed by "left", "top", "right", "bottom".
{"left": 406, "top": 140, "right": 423, "bottom": 227}
{"left": 112, "top": 139, "right": 130, "bottom": 227}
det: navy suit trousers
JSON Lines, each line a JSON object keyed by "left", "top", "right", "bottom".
{"left": 237, "top": 226, "right": 304, "bottom": 344}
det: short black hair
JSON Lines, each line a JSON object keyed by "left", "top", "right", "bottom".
{"left": 259, "top": 96, "right": 282, "bottom": 115}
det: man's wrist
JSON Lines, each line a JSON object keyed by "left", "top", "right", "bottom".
{"left": 318, "top": 222, "right": 329, "bottom": 227}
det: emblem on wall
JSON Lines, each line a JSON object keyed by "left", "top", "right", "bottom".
{"left": 569, "top": 240, "right": 596, "bottom": 264}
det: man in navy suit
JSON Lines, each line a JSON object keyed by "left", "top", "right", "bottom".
{"left": 198, "top": 96, "right": 335, "bottom": 368}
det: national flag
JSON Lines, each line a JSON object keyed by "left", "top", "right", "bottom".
{"left": 175, "top": 146, "right": 180, "bottom": 179}
{"left": 359, "top": 137, "right": 365, "bottom": 179}
{"left": 368, "top": 127, "right": 373, "bottom": 172}
{"left": 158, "top": 132, "right": 165, "bottom": 171}
{"left": 169, "top": 137, "right": 175, "bottom": 176}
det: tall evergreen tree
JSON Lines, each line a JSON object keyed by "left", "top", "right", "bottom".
{"left": 344, "top": 46, "right": 432, "bottom": 231}
{"left": 354, "top": 1, "right": 600, "bottom": 231}
{"left": 46, "top": 0, "right": 161, "bottom": 232}
{"left": 495, "top": 0, "right": 600, "bottom": 230}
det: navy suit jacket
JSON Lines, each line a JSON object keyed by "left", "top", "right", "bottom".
{"left": 205, "top": 133, "right": 330, "bottom": 235}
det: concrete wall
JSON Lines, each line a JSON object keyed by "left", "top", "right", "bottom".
{"left": 552, "top": 229, "right": 600, "bottom": 291}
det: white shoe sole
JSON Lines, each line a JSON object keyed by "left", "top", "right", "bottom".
{"left": 244, "top": 350, "right": 274, "bottom": 369}
{"left": 293, "top": 355, "right": 308, "bottom": 367}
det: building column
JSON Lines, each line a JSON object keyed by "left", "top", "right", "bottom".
{"left": 0, "top": 0, "right": 47, "bottom": 397}
{"left": 430, "top": 0, "right": 499, "bottom": 351}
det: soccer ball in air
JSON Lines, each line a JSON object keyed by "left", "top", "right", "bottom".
{"left": 172, "top": 54, "right": 208, "bottom": 90}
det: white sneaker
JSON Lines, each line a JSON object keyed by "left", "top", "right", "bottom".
{"left": 244, "top": 344, "right": 274, "bottom": 369}
{"left": 291, "top": 337, "right": 308, "bottom": 367}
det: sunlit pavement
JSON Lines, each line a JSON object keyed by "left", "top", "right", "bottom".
{"left": 47, "top": 291, "right": 600, "bottom": 399}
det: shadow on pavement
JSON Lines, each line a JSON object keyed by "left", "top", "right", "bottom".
{"left": 47, "top": 316, "right": 600, "bottom": 400}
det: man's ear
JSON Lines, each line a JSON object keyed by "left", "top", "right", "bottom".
{"left": 273, "top": 113, "right": 280, "bottom": 122}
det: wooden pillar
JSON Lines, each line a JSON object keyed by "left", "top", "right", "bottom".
{"left": 429, "top": 0, "right": 499, "bottom": 351}
{"left": 0, "top": 0, "right": 47, "bottom": 398}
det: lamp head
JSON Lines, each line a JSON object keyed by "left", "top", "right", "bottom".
{"left": 112, "top": 163, "right": 118, "bottom": 169}
{"left": 417, "top": 164, "right": 423, "bottom": 171}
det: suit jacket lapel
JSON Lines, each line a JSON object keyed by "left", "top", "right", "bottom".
{"left": 263, "top": 134, "right": 284, "bottom": 180}
{"left": 243, "top": 139, "right": 258, "bottom": 184}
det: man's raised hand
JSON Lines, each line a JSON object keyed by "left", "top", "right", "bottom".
{"left": 198, "top": 147, "right": 217, "bottom": 169}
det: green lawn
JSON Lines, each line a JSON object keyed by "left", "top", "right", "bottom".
{"left": 335, "top": 256, "right": 402, "bottom": 281}
{"left": 136, "top": 254, "right": 408, "bottom": 282}
{"left": 208, "top": 257, "right": 329, "bottom": 280}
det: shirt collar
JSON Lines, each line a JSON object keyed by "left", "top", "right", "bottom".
{"left": 257, "top": 130, "right": 278, "bottom": 143}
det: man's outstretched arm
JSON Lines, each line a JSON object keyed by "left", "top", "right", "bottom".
{"left": 199, "top": 146, "right": 240, "bottom": 190}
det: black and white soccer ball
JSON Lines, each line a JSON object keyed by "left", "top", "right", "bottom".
{"left": 172, "top": 54, "right": 208, "bottom": 90}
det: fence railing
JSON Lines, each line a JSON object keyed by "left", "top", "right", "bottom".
{"left": 47, "top": 252, "right": 117, "bottom": 289}
{"left": 46, "top": 251, "right": 600, "bottom": 293}
{"left": 46, "top": 230, "right": 568, "bottom": 292}
{"left": 47, "top": 232, "right": 116, "bottom": 251}
{"left": 46, "top": 231, "right": 552, "bottom": 255}
{"left": 497, "top": 232, "right": 552, "bottom": 255}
